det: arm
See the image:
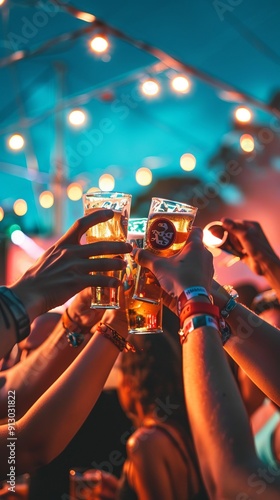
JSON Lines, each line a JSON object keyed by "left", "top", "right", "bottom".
{"left": 135, "top": 229, "right": 280, "bottom": 499}
{"left": 0, "top": 289, "right": 104, "bottom": 420}
{"left": 0, "top": 301, "right": 129, "bottom": 479}
{"left": 221, "top": 218, "right": 280, "bottom": 299}
{"left": 0, "top": 209, "right": 131, "bottom": 358}
{"left": 212, "top": 282, "right": 280, "bottom": 406}
{"left": 182, "top": 316, "right": 280, "bottom": 499}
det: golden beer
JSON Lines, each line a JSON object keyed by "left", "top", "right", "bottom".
{"left": 69, "top": 469, "right": 102, "bottom": 500}
{"left": 83, "top": 192, "right": 131, "bottom": 309}
{"left": 133, "top": 198, "right": 197, "bottom": 304}
{"left": 124, "top": 219, "right": 163, "bottom": 334}
{"left": 146, "top": 211, "right": 195, "bottom": 257}
{"left": 85, "top": 209, "right": 128, "bottom": 244}
{"left": 126, "top": 297, "right": 163, "bottom": 334}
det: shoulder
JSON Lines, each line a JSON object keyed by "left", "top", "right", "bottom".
{"left": 126, "top": 426, "right": 166, "bottom": 457}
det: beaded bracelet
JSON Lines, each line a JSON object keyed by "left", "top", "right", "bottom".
{"left": 0, "top": 286, "right": 30, "bottom": 342}
{"left": 97, "top": 323, "right": 136, "bottom": 353}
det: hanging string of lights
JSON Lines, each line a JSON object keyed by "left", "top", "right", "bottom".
{"left": 0, "top": 0, "right": 279, "bottom": 228}
{"left": 1, "top": 0, "right": 279, "bottom": 117}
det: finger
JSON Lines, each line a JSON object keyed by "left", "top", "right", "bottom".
{"left": 186, "top": 226, "right": 203, "bottom": 243}
{"left": 80, "top": 275, "right": 122, "bottom": 289}
{"left": 222, "top": 219, "right": 261, "bottom": 240}
{"left": 85, "top": 257, "right": 127, "bottom": 273}
{"left": 82, "top": 241, "right": 132, "bottom": 257}
{"left": 133, "top": 247, "right": 158, "bottom": 270}
{"left": 221, "top": 218, "right": 252, "bottom": 231}
{"left": 60, "top": 209, "right": 114, "bottom": 244}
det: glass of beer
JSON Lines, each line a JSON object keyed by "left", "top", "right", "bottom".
{"left": 124, "top": 218, "right": 163, "bottom": 334}
{"left": 133, "top": 198, "right": 198, "bottom": 304}
{"left": 203, "top": 220, "right": 244, "bottom": 265}
{"left": 0, "top": 474, "right": 30, "bottom": 499}
{"left": 83, "top": 191, "right": 132, "bottom": 309}
{"left": 69, "top": 468, "right": 102, "bottom": 500}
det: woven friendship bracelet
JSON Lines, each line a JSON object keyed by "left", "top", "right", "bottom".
{"left": 98, "top": 323, "right": 136, "bottom": 353}
{"left": 0, "top": 286, "right": 30, "bottom": 342}
{"left": 177, "top": 286, "right": 212, "bottom": 315}
{"left": 178, "top": 314, "right": 220, "bottom": 345}
{"left": 179, "top": 301, "right": 220, "bottom": 328}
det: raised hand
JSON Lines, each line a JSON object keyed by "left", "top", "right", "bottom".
{"left": 134, "top": 227, "right": 214, "bottom": 300}
{"left": 11, "top": 209, "right": 132, "bottom": 322}
{"left": 222, "top": 218, "right": 280, "bottom": 277}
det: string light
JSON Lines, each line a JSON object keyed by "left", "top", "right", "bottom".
{"left": 87, "top": 187, "right": 100, "bottom": 194}
{"left": 180, "top": 153, "right": 196, "bottom": 171}
{"left": 68, "top": 109, "right": 86, "bottom": 126}
{"left": 234, "top": 107, "right": 252, "bottom": 123}
{"left": 67, "top": 183, "right": 83, "bottom": 201}
{"left": 136, "top": 167, "right": 153, "bottom": 186}
{"left": 99, "top": 174, "right": 115, "bottom": 191}
{"left": 90, "top": 35, "right": 109, "bottom": 53}
{"left": 0, "top": 207, "right": 4, "bottom": 221}
{"left": 171, "top": 75, "right": 191, "bottom": 94}
{"left": 8, "top": 134, "right": 24, "bottom": 151}
{"left": 141, "top": 79, "right": 160, "bottom": 97}
{"left": 240, "top": 133, "right": 255, "bottom": 152}
{"left": 39, "top": 191, "right": 54, "bottom": 208}
{"left": 75, "top": 12, "right": 96, "bottom": 23}
{"left": 13, "top": 199, "right": 27, "bottom": 216}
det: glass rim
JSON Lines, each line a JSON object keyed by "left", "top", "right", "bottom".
{"left": 203, "top": 220, "right": 228, "bottom": 248}
{"left": 150, "top": 197, "right": 197, "bottom": 211}
{"left": 84, "top": 191, "right": 132, "bottom": 198}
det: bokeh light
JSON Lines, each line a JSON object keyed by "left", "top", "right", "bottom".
{"left": 0, "top": 207, "right": 4, "bottom": 221}
{"left": 0, "top": 0, "right": 6, "bottom": 6}
{"left": 180, "top": 153, "right": 196, "bottom": 171}
{"left": 90, "top": 35, "right": 109, "bottom": 53}
{"left": 234, "top": 107, "right": 252, "bottom": 123}
{"left": 87, "top": 186, "right": 100, "bottom": 194}
{"left": 13, "top": 199, "right": 27, "bottom": 216}
{"left": 141, "top": 79, "right": 160, "bottom": 97}
{"left": 39, "top": 191, "right": 54, "bottom": 208}
{"left": 135, "top": 167, "right": 153, "bottom": 186}
{"left": 11, "top": 229, "right": 25, "bottom": 245}
{"left": 8, "top": 134, "right": 24, "bottom": 151}
{"left": 67, "top": 183, "right": 83, "bottom": 201}
{"left": 99, "top": 174, "right": 115, "bottom": 191}
{"left": 171, "top": 75, "right": 191, "bottom": 93}
{"left": 240, "top": 133, "right": 255, "bottom": 152}
{"left": 68, "top": 109, "right": 86, "bottom": 126}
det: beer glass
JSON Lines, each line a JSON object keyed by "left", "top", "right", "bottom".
{"left": 83, "top": 191, "right": 132, "bottom": 309}
{"left": 133, "top": 198, "right": 198, "bottom": 304}
{"left": 124, "top": 218, "right": 163, "bottom": 334}
{"left": 0, "top": 473, "right": 30, "bottom": 499}
{"left": 69, "top": 468, "right": 102, "bottom": 500}
{"left": 203, "top": 220, "right": 243, "bottom": 264}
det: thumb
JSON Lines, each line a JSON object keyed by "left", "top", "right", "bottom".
{"left": 132, "top": 248, "right": 158, "bottom": 271}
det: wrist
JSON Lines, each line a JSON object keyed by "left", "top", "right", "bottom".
{"left": 179, "top": 314, "right": 220, "bottom": 345}
{"left": 10, "top": 281, "right": 44, "bottom": 324}
{"left": 177, "top": 286, "right": 212, "bottom": 314}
